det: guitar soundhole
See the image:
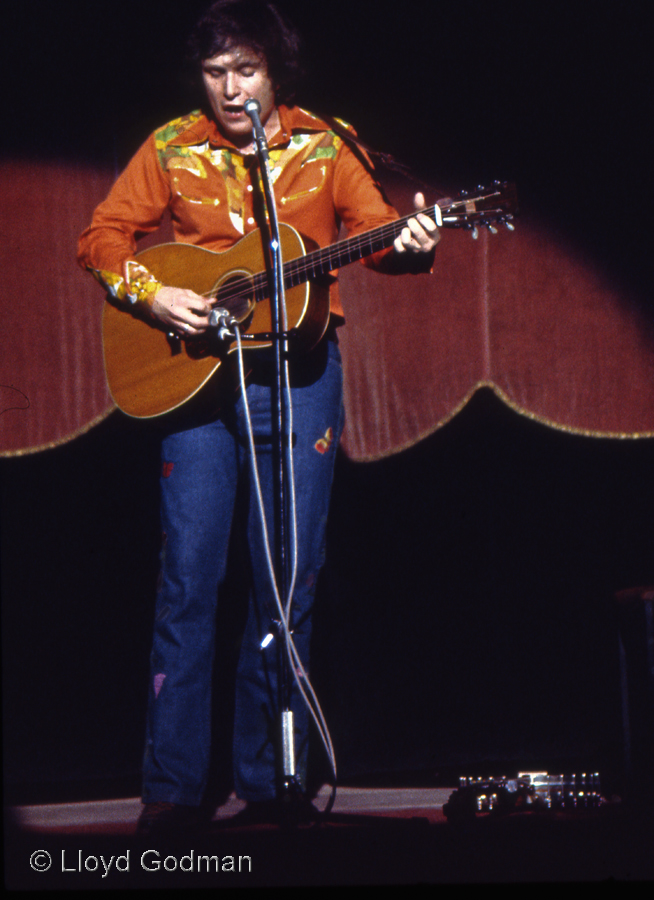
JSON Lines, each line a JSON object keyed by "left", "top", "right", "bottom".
{"left": 214, "top": 273, "right": 255, "bottom": 322}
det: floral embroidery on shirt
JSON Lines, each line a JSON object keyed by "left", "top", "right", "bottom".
{"left": 154, "top": 112, "right": 206, "bottom": 168}
{"left": 168, "top": 154, "right": 209, "bottom": 178}
{"left": 90, "top": 267, "right": 125, "bottom": 300}
{"left": 88, "top": 261, "right": 161, "bottom": 308}
{"left": 209, "top": 150, "right": 250, "bottom": 234}
{"left": 272, "top": 131, "right": 341, "bottom": 172}
{"left": 153, "top": 112, "right": 345, "bottom": 233}
{"left": 123, "top": 261, "right": 163, "bottom": 306}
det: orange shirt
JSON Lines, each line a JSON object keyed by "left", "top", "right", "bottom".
{"left": 77, "top": 105, "right": 401, "bottom": 319}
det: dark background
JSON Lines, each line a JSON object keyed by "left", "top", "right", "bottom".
{"left": 2, "top": 0, "right": 653, "bottom": 803}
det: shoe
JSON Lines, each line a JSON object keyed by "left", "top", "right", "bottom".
{"left": 136, "top": 801, "right": 205, "bottom": 837}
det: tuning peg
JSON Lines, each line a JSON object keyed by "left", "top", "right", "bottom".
{"left": 471, "top": 226, "right": 479, "bottom": 240}
{"left": 505, "top": 221, "right": 515, "bottom": 231}
{"left": 487, "top": 224, "right": 498, "bottom": 234}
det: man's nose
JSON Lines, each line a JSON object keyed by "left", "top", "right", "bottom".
{"left": 223, "top": 72, "right": 239, "bottom": 98}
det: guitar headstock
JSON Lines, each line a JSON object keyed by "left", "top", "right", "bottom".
{"left": 438, "top": 181, "right": 518, "bottom": 236}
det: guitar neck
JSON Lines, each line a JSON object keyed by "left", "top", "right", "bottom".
{"left": 284, "top": 205, "right": 442, "bottom": 288}
{"left": 282, "top": 181, "right": 516, "bottom": 288}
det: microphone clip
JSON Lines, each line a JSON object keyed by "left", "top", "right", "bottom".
{"left": 209, "top": 307, "right": 237, "bottom": 340}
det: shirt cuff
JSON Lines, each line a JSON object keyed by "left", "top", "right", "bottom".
{"left": 88, "top": 261, "right": 163, "bottom": 310}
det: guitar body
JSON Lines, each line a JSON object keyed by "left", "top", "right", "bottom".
{"left": 102, "top": 224, "right": 331, "bottom": 418}
{"left": 101, "top": 182, "right": 517, "bottom": 418}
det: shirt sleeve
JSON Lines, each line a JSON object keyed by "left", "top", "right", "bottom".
{"left": 332, "top": 137, "right": 434, "bottom": 276}
{"left": 77, "top": 134, "right": 171, "bottom": 308}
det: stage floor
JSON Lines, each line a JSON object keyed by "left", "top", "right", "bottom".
{"left": 6, "top": 786, "right": 654, "bottom": 887}
{"left": 10, "top": 785, "right": 452, "bottom": 833}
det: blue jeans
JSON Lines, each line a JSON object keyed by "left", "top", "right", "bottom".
{"left": 142, "top": 338, "right": 344, "bottom": 805}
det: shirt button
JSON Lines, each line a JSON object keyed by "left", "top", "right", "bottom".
{"left": 247, "top": 217, "right": 255, "bottom": 225}
{"left": 246, "top": 185, "right": 253, "bottom": 192}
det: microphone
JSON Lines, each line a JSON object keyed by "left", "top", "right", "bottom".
{"left": 243, "top": 98, "right": 261, "bottom": 117}
{"left": 243, "top": 98, "right": 269, "bottom": 159}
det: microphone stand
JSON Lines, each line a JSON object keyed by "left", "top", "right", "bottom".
{"left": 243, "top": 99, "right": 304, "bottom": 811}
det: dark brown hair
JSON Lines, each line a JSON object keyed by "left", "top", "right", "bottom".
{"left": 187, "top": 0, "right": 303, "bottom": 105}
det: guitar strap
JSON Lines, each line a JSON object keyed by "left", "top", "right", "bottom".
{"left": 320, "top": 113, "right": 443, "bottom": 197}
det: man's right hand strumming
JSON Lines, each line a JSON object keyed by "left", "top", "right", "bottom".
{"left": 151, "top": 286, "right": 213, "bottom": 336}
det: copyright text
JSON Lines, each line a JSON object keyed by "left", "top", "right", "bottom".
{"left": 29, "top": 849, "right": 252, "bottom": 876}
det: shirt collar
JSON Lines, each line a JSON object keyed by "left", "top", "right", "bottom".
{"left": 168, "top": 105, "right": 332, "bottom": 152}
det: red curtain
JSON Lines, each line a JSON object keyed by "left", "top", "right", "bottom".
{"left": 2, "top": 161, "right": 654, "bottom": 459}
{"left": 339, "top": 176, "right": 654, "bottom": 459}
{"left": 1, "top": 159, "right": 114, "bottom": 456}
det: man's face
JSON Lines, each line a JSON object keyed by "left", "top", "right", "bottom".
{"left": 201, "top": 45, "right": 277, "bottom": 147}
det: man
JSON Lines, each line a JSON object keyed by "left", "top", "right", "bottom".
{"left": 78, "top": 0, "right": 438, "bottom": 834}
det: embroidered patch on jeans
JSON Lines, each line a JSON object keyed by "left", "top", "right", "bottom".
{"left": 314, "top": 427, "right": 333, "bottom": 455}
{"left": 153, "top": 673, "right": 166, "bottom": 698}
{"left": 162, "top": 461, "right": 174, "bottom": 478}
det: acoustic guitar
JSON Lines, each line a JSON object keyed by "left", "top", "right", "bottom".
{"left": 102, "top": 182, "right": 517, "bottom": 418}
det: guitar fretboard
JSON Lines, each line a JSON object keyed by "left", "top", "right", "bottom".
{"left": 247, "top": 206, "right": 441, "bottom": 304}
{"left": 229, "top": 182, "right": 516, "bottom": 306}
